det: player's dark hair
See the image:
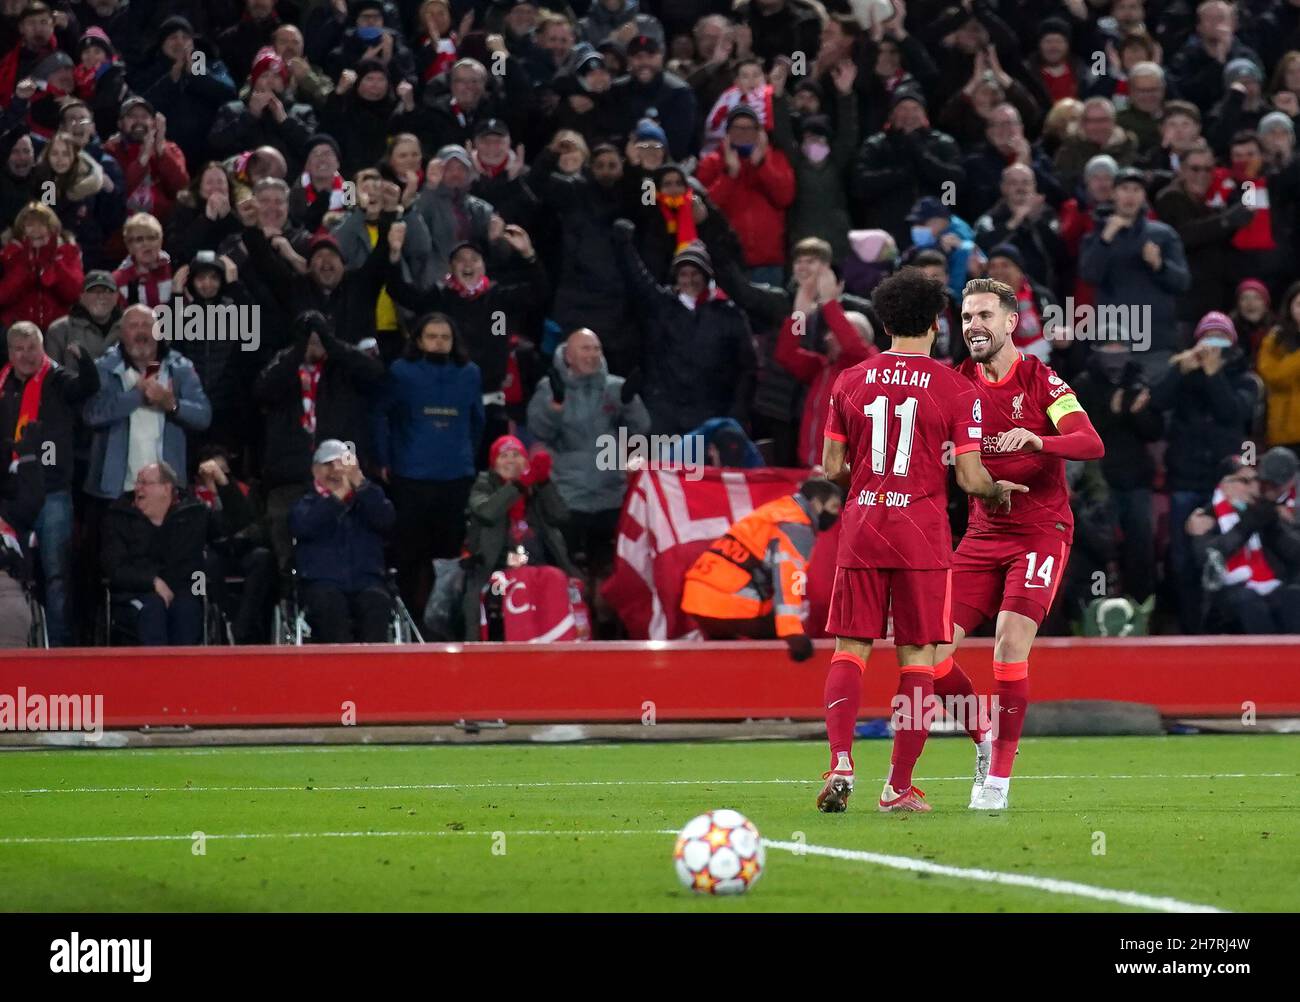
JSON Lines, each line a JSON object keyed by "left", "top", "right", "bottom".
{"left": 799, "top": 478, "right": 843, "bottom": 505}
{"left": 870, "top": 269, "right": 949, "bottom": 339}
{"left": 961, "top": 278, "right": 1018, "bottom": 313}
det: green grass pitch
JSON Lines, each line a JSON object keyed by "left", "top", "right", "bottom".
{"left": 0, "top": 735, "right": 1296, "bottom": 912}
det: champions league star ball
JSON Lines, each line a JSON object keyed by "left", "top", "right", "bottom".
{"left": 673, "top": 810, "right": 765, "bottom": 895}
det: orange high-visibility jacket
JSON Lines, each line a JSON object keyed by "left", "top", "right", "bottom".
{"left": 680, "top": 493, "right": 817, "bottom": 637}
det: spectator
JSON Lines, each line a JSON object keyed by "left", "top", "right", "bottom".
{"left": 241, "top": 203, "right": 401, "bottom": 351}
{"left": 0, "top": 321, "right": 98, "bottom": 646}
{"left": 734, "top": 0, "right": 821, "bottom": 65}
{"left": 1257, "top": 281, "right": 1300, "bottom": 453}
{"left": 71, "top": 27, "right": 130, "bottom": 143}
{"left": 1079, "top": 167, "right": 1191, "bottom": 369}
{"left": 526, "top": 327, "right": 649, "bottom": 574}
{"left": 83, "top": 303, "right": 212, "bottom": 501}
{"left": 771, "top": 59, "right": 859, "bottom": 263}
{"left": 1205, "top": 130, "right": 1291, "bottom": 292}
{"left": 547, "top": 46, "right": 622, "bottom": 145}
{"left": 0, "top": 1, "right": 67, "bottom": 105}
{"left": 0, "top": 419, "right": 43, "bottom": 647}
{"left": 0, "top": 201, "right": 84, "bottom": 329}
{"left": 695, "top": 104, "right": 795, "bottom": 282}
{"left": 940, "top": 40, "right": 1041, "bottom": 147}
{"left": 1117, "top": 62, "right": 1167, "bottom": 155}
{"left": 253, "top": 310, "right": 385, "bottom": 573}
{"left": 289, "top": 438, "right": 396, "bottom": 643}
{"left": 323, "top": 0, "right": 417, "bottom": 85}
{"left": 580, "top": 0, "right": 664, "bottom": 50}
{"left": 853, "top": 86, "right": 965, "bottom": 246}
{"left": 208, "top": 45, "right": 317, "bottom": 169}
{"left": 31, "top": 129, "right": 122, "bottom": 271}
{"left": 373, "top": 312, "right": 483, "bottom": 618}
{"left": 531, "top": 138, "right": 635, "bottom": 375}
{"left": 1053, "top": 96, "right": 1137, "bottom": 192}
{"left": 1150, "top": 311, "right": 1259, "bottom": 631}
{"left": 1138, "top": 99, "right": 1203, "bottom": 193}
{"left": 387, "top": 224, "right": 548, "bottom": 451}
{"left": 320, "top": 59, "right": 397, "bottom": 176}
{"left": 461, "top": 434, "right": 578, "bottom": 641}
{"left": 44, "top": 269, "right": 122, "bottom": 364}
{"left": 774, "top": 263, "right": 876, "bottom": 467}
{"left": 164, "top": 162, "right": 242, "bottom": 268}
{"left": 1167, "top": 0, "right": 1262, "bottom": 115}
{"left": 681, "top": 478, "right": 841, "bottom": 660}
{"left": 130, "top": 16, "right": 237, "bottom": 166}
{"left": 1071, "top": 340, "right": 1164, "bottom": 601}
{"left": 973, "top": 163, "right": 1068, "bottom": 296}
{"left": 409, "top": 144, "right": 493, "bottom": 286}
{"left": 0, "top": 132, "right": 37, "bottom": 225}
{"left": 1187, "top": 453, "right": 1300, "bottom": 633}
{"left": 609, "top": 33, "right": 696, "bottom": 160}
{"left": 102, "top": 459, "right": 251, "bottom": 646}
{"left": 1207, "top": 58, "right": 1268, "bottom": 156}
{"left": 392, "top": 57, "right": 502, "bottom": 156}
{"left": 216, "top": 0, "right": 286, "bottom": 86}
{"left": 112, "top": 211, "right": 172, "bottom": 308}
{"left": 1154, "top": 139, "right": 1253, "bottom": 330}
{"left": 611, "top": 219, "right": 756, "bottom": 436}
{"left": 103, "top": 97, "right": 189, "bottom": 233}
{"left": 1231, "top": 277, "right": 1276, "bottom": 357}
{"left": 271, "top": 22, "right": 334, "bottom": 111}
{"left": 962, "top": 102, "right": 1064, "bottom": 221}
{"left": 906, "top": 195, "right": 978, "bottom": 302}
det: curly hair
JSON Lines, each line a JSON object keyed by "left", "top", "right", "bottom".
{"left": 870, "top": 268, "right": 950, "bottom": 339}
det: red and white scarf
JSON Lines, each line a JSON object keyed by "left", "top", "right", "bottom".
{"left": 1010, "top": 278, "right": 1046, "bottom": 352}
{"left": 421, "top": 34, "right": 458, "bottom": 82}
{"left": 299, "top": 362, "right": 322, "bottom": 434}
{"left": 302, "top": 171, "right": 348, "bottom": 210}
{"left": 115, "top": 252, "right": 173, "bottom": 307}
{"left": 704, "top": 84, "right": 774, "bottom": 151}
{"left": 1211, "top": 487, "right": 1280, "bottom": 594}
{"left": 0, "top": 356, "right": 51, "bottom": 471}
{"left": 445, "top": 272, "right": 489, "bottom": 299}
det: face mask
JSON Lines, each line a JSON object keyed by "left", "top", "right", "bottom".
{"left": 423, "top": 351, "right": 449, "bottom": 364}
{"left": 356, "top": 26, "right": 383, "bottom": 43}
{"left": 817, "top": 510, "right": 839, "bottom": 532}
{"left": 733, "top": 143, "right": 755, "bottom": 158}
{"left": 802, "top": 139, "right": 831, "bottom": 163}
{"left": 910, "top": 226, "right": 936, "bottom": 248}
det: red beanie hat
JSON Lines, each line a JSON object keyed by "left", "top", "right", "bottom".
{"left": 489, "top": 434, "right": 527, "bottom": 468}
{"left": 249, "top": 46, "right": 289, "bottom": 89}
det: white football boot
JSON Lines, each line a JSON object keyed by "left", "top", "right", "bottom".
{"left": 969, "top": 783, "right": 1008, "bottom": 811}
{"left": 971, "top": 738, "right": 992, "bottom": 804}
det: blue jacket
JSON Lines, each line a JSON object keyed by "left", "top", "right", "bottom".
{"left": 1079, "top": 214, "right": 1191, "bottom": 352}
{"left": 373, "top": 357, "right": 484, "bottom": 482}
{"left": 290, "top": 482, "right": 395, "bottom": 593}
{"left": 82, "top": 345, "right": 212, "bottom": 500}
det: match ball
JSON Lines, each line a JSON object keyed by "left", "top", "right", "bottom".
{"left": 673, "top": 810, "right": 765, "bottom": 896}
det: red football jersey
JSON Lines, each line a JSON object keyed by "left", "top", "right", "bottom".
{"left": 955, "top": 353, "right": 1078, "bottom": 539}
{"left": 825, "top": 351, "right": 983, "bottom": 569}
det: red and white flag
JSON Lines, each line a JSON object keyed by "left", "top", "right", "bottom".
{"left": 602, "top": 467, "right": 836, "bottom": 639}
{"left": 482, "top": 566, "right": 589, "bottom": 642}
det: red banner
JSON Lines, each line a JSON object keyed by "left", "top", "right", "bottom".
{"left": 602, "top": 467, "right": 836, "bottom": 639}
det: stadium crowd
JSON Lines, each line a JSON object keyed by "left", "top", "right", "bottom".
{"left": 2, "top": 0, "right": 1300, "bottom": 647}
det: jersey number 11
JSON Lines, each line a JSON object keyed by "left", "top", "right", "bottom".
{"left": 863, "top": 395, "right": 918, "bottom": 477}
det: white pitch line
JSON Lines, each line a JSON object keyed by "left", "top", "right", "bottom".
{"left": 763, "top": 839, "right": 1227, "bottom": 914}
{"left": 0, "top": 826, "right": 1227, "bottom": 913}
{"left": 0, "top": 773, "right": 1292, "bottom": 795}
{"left": 0, "top": 829, "right": 669, "bottom": 846}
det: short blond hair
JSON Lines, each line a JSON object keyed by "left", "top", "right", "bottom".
{"left": 122, "top": 211, "right": 162, "bottom": 240}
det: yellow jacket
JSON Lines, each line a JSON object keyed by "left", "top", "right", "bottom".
{"left": 1257, "top": 329, "right": 1300, "bottom": 446}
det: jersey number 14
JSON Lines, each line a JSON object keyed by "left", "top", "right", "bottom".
{"left": 863, "top": 396, "right": 918, "bottom": 476}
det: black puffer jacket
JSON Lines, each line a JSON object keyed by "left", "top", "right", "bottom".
{"left": 253, "top": 329, "right": 386, "bottom": 490}
{"left": 1150, "top": 349, "right": 1259, "bottom": 493}
{"left": 612, "top": 219, "right": 757, "bottom": 436}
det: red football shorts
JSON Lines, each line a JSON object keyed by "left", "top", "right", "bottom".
{"left": 950, "top": 531, "right": 1071, "bottom": 632}
{"left": 825, "top": 566, "right": 954, "bottom": 646}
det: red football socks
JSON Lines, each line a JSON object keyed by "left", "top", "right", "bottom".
{"left": 888, "top": 669, "right": 935, "bottom": 792}
{"left": 824, "top": 652, "right": 864, "bottom": 773}
{"left": 990, "top": 660, "right": 1030, "bottom": 779}
{"left": 933, "top": 656, "right": 990, "bottom": 743}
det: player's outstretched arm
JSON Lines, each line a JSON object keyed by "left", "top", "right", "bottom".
{"left": 955, "top": 451, "right": 1028, "bottom": 513}
{"left": 821, "top": 436, "right": 850, "bottom": 492}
